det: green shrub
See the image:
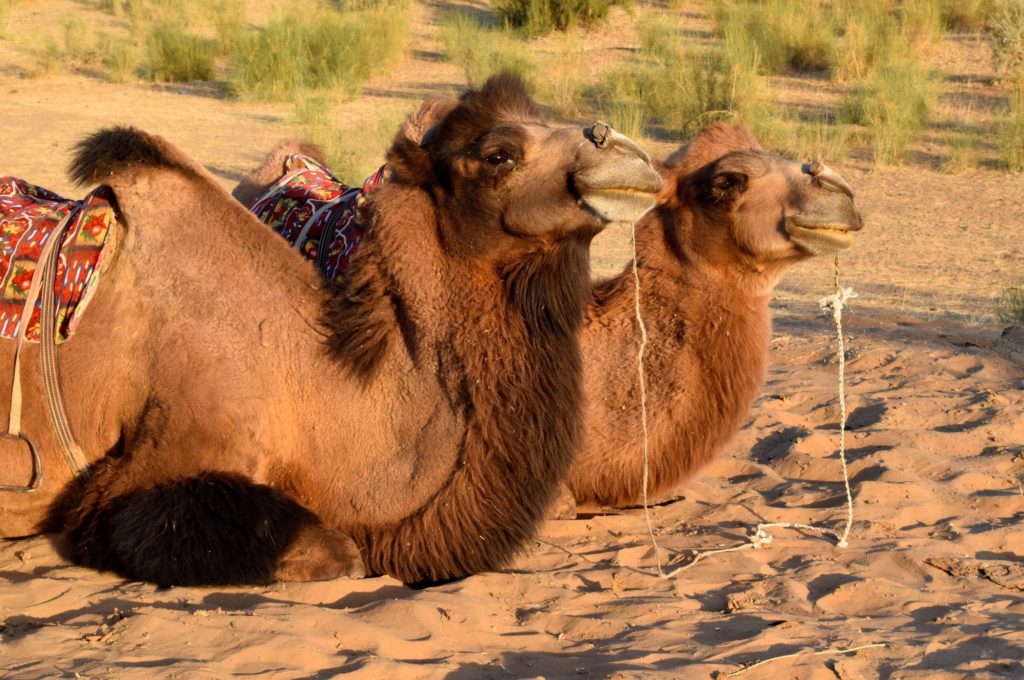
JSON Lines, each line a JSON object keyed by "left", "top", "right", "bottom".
{"left": 995, "top": 283, "right": 1024, "bottom": 323}
{"left": 990, "top": 0, "right": 1024, "bottom": 74}
{"left": 295, "top": 96, "right": 411, "bottom": 185}
{"left": 537, "top": 33, "right": 586, "bottom": 117}
{"left": 231, "top": 5, "right": 409, "bottom": 100}
{"left": 439, "top": 12, "right": 536, "bottom": 89}
{"left": 593, "top": 16, "right": 768, "bottom": 141}
{"left": 844, "top": 53, "right": 937, "bottom": 165}
{"left": 145, "top": 22, "right": 216, "bottom": 81}
{"left": 940, "top": 0, "right": 994, "bottom": 31}
{"left": 997, "top": 83, "right": 1024, "bottom": 170}
{"left": 102, "top": 35, "right": 140, "bottom": 82}
{"left": 494, "top": 0, "right": 627, "bottom": 36}
{"left": 716, "top": 0, "right": 836, "bottom": 74}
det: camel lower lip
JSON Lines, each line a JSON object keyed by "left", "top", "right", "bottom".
{"left": 579, "top": 187, "right": 659, "bottom": 223}
{"left": 786, "top": 223, "right": 856, "bottom": 253}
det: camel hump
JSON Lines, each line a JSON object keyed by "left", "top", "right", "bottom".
{"left": 232, "top": 140, "right": 327, "bottom": 206}
{"left": 68, "top": 126, "right": 206, "bottom": 187}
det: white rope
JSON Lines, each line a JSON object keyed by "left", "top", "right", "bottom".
{"left": 631, "top": 222, "right": 663, "bottom": 575}
{"left": 725, "top": 642, "right": 886, "bottom": 677}
{"left": 653, "top": 256, "right": 857, "bottom": 577}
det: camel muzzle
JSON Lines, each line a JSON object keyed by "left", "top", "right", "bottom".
{"left": 574, "top": 123, "right": 663, "bottom": 224}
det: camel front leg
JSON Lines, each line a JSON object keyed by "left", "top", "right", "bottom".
{"left": 274, "top": 523, "right": 365, "bottom": 581}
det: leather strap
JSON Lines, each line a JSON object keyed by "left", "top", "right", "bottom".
{"left": 38, "top": 212, "right": 89, "bottom": 479}
{"left": 1, "top": 209, "right": 75, "bottom": 492}
{"left": 2, "top": 207, "right": 89, "bottom": 492}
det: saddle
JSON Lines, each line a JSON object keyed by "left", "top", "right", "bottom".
{"left": 247, "top": 154, "right": 386, "bottom": 283}
{"left": 0, "top": 177, "right": 112, "bottom": 490}
{"left": 0, "top": 177, "right": 115, "bottom": 344}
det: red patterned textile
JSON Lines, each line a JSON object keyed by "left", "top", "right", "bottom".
{"left": 248, "top": 155, "right": 386, "bottom": 284}
{"left": 0, "top": 177, "right": 114, "bottom": 344}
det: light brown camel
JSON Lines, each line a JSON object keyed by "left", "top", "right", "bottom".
{"left": 569, "top": 122, "right": 863, "bottom": 508}
{"left": 0, "top": 75, "right": 663, "bottom": 586}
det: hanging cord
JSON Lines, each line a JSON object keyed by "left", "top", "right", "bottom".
{"left": 627, "top": 245, "right": 856, "bottom": 577}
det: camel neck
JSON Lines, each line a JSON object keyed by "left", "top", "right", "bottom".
{"left": 573, "top": 213, "right": 772, "bottom": 506}
{"left": 324, "top": 185, "right": 591, "bottom": 584}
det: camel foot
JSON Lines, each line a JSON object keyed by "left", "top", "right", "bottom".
{"left": 547, "top": 483, "right": 577, "bottom": 520}
{"left": 275, "top": 524, "right": 366, "bottom": 581}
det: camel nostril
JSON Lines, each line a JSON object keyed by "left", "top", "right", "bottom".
{"left": 587, "top": 122, "right": 611, "bottom": 148}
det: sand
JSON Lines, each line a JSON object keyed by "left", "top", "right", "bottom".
{"left": 2, "top": 314, "right": 1022, "bottom": 678}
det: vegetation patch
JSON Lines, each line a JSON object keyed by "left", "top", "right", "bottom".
{"left": 439, "top": 12, "right": 537, "bottom": 89}
{"left": 494, "top": 0, "right": 627, "bottom": 37}
{"left": 231, "top": 5, "right": 410, "bottom": 100}
{"left": 145, "top": 22, "right": 216, "bottom": 82}
{"left": 995, "top": 283, "right": 1024, "bottom": 323}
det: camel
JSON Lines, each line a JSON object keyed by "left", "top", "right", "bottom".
{"left": 569, "top": 122, "right": 863, "bottom": 508}
{"left": 0, "top": 75, "right": 663, "bottom": 586}
{"left": 237, "top": 120, "right": 863, "bottom": 514}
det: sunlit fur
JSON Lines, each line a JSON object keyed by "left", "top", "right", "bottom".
{"left": 569, "top": 122, "right": 863, "bottom": 507}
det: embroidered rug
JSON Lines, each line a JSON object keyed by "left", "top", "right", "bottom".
{"left": 248, "top": 154, "right": 386, "bottom": 284}
{"left": 0, "top": 177, "right": 115, "bottom": 344}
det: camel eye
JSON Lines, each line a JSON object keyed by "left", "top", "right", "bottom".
{"left": 486, "top": 151, "right": 511, "bottom": 166}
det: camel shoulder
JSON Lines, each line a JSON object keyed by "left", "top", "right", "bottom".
{"left": 68, "top": 126, "right": 207, "bottom": 187}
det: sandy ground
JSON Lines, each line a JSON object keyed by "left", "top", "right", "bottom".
{"left": 2, "top": 1, "right": 1024, "bottom": 678}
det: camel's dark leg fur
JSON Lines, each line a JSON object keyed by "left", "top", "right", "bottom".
{"left": 61, "top": 471, "right": 360, "bottom": 586}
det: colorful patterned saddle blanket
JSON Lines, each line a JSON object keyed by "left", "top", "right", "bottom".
{"left": 248, "top": 154, "right": 386, "bottom": 284}
{"left": 0, "top": 177, "right": 115, "bottom": 344}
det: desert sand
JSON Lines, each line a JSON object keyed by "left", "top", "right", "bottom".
{"left": 2, "top": 1, "right": 1023, "bottom": 677}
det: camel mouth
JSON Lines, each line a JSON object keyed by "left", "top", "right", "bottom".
{"left": 577, "top": 185, "right": 661, "bottom": 223}
{"left": 785, "top": 216, "right": 858, "bottom": 255}
{"left": 574, "top": 163, "right": 663, "bottom": 224}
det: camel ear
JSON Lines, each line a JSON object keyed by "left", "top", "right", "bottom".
{"left": 386, "top": 127, "right": 436, "bottom": 185}
{"left": 709, "top": 171, "right": 748, "bottom": 202}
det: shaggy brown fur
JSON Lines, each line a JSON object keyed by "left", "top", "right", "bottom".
{"left": 0, "top": 75, "right": 661, "bottom": 586}
{"left": 569, "top": 122, "right": 863, "bottom": 508}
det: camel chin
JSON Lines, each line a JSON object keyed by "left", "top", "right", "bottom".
{"left": 785, "top": 219, "right": 857, "bottom": 256}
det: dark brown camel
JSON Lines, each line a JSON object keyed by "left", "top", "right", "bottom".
{"left": 0, "top": 75, "right": 662, "bottom": 586}
{"left": 569, "top": 122, "right": 863, "bottom": 508}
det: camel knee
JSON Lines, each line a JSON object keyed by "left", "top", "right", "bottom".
{"left": 274, "top": 524, "right": 365, "bottom": 581}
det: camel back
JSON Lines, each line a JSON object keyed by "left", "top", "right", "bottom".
{"left": 0, "top": 177, "right": 115, "bottom": 344}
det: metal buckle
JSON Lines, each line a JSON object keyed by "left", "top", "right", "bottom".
{"left": 0, "top": 432, "right": 42, "bottom": 493}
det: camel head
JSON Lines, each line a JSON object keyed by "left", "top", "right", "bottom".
{"left": 662, "top": 122, "right": 863, "bottom": 278}
{"left": 385, "top": 73, "right": 663, "bottom": 255}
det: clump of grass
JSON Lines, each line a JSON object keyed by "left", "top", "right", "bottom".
{"left": 145, "top": 22, "right": 216, "bottom": 82}
{"left": 940, "top": 0, "right": 994, "bottom": 31}
{"left": 101, "top": 35, "right": 140, "bottom": 82}
{"left": 843, "top": 52, "right": 937, "bottom": 164}
{"left": 537, "top": 33, "right": 586, "bottom": 117}
{"left": 994, "top": 283, "right": 1024, "bottom": 323}
{"left": 439, "top": 12, "right": 536, "bottom": 89}
{"left": 592, "top": 16, "right": 768, "bottom": 141}
{"left": 716, "top": 0, "right": 836, "bottom": 74}
{"left": 764, "top": 111, "right": 851, "bottom": 163}
{"left": 990, "top": 0, "right": 1024, "bottom": 74}
{"left": 295, "top": 95, "right": 411, "bottom": 185}
{"left": 494, "top": 0, "right": 627, "bottom": 37}
{"left": 0, "top": 0, "right": 19, "bottom": 39}
{"left": 831, "top": 0, "right": 942, "bottom": 83}
{"left": 996, "top": 82, "right": 1024, "bottom": 170}
{"left": 231, "top": 5, "right": 410, "bottom": 100}
{"left": 942, "top": 131, "right": 978, "bottom": 172}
